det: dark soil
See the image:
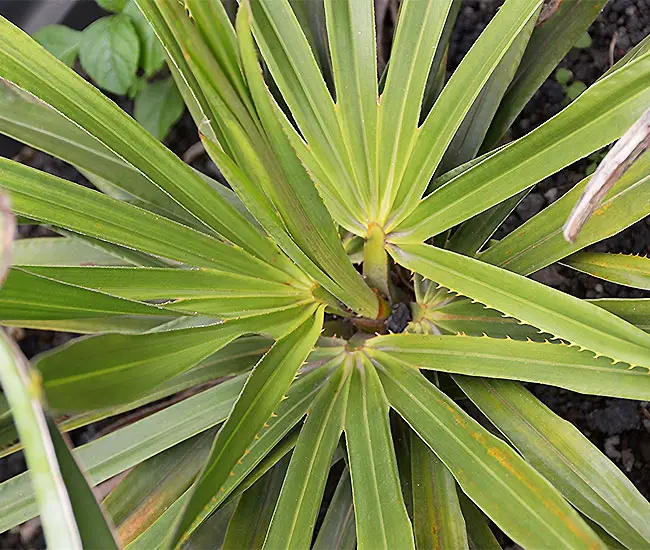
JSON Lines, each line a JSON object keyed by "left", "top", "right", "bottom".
{"left": 1, "top": 0, "right": 649, "bottom": 547}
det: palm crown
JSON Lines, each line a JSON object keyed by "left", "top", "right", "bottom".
{"left": 0, "top": 1, "right": 649, "bottom": 549}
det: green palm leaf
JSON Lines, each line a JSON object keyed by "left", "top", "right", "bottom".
{"left": 373, "top": 353, "right": 604, "bottom": 549}
{"left": 344, "top": 355, "right": 414, "bottom": 550}
{"left": 456, "top": 376, "right": 650, "bottom": 548}
{"left": 171, "top": 307, "right": 325, "bottom": 546}
{"left": 390, "top": 242, "right": 650, "bottom": 367}
{"left": 394, "top": 50, "right": 650, "bottom": 242}
{"left": 367, "top": 333, "right": 650, "bottom": 399}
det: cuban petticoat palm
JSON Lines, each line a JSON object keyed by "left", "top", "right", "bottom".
{"left": 0, "top": 1, "right": 649, "bottom": 549}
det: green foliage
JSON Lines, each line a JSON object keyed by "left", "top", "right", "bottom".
{"left": 97, "top": 0, "right": 128, "bottom": 12}
{"left": 554, "top": 67, "right": 589, "bottom": 104}
{"left": 78, "top": 14, "right": 140, "bottom": 95}
{"left": 133, "top": 78, "right": 185, "bottom": 139}
{"left": 575, "top": 30, "right": 594, "bottom": 49}
{"left": 35, "top": 0, "right": 176, "bottom": 139}
{"left": 0, "top": 1, "right": 649, "bottom": 549}
{"left": 123, "top": 0, "right": 165, "bottom": 77}
{"left": 32, "top": 25, "right": 82, "bottom": 67}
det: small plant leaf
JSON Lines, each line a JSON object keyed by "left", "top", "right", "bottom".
{"left": 123, "top": 0, "right": 165, "bottom": 76}
{"left": 32, "top": 25, "right": 82, "bottom": 66}
{"left": 555, "top": 67, "right": 573, "bottom": 85}
{"left": 134, "top": 78, "right": 185, "bottom": 140}
{"left": 97, "top": 0, "right": 127, "bottom": 12}
{"left": 565, "top": 80, "right": 587, "bottom": 101}
{"left": 79, "top": 14, "right": 140, "bottom": 95}
{"left": 574, "top": 31, "right": 593, "bottom": 49}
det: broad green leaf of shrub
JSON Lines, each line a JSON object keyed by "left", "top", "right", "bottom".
{"left": 134, "top": 77, "right": 185, "bottom": 140}
{"left": 124, "top": 0, "right": 165, "bottom": 77}
{"left": 79, "top": 14, "right": 140, "bottom": 95}
{"left": 97, "top": 0, "right": 127, "bottom": 13}
{"left": 32, "top": 25, "right": 82, "bottom": 67}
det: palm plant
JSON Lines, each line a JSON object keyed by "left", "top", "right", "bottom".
{"left": 0, "top": 0, "right": 649, "bottom": 548}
